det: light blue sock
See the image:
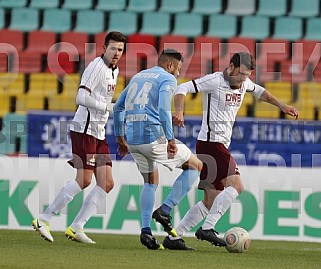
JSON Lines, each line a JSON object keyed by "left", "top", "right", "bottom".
{"left": 141, "top": 183, "right": 157, "bottom": 229}
{"left": 162, "top": 169, "right": 199, "bottom": 214}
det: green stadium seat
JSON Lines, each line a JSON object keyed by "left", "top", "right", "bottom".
{"left": 9, "top": 8, "right": 39, "bottom": 32}
{"left": 0, "top": 0, "right": 27, "bottom": 8}
{"left": 239, "top": 15, "right": 270, "bottom": 41}
{"left": 305, "top": 18, "right": 321, "bottom": 40}
{"left": 95, "top": 0, "right": 126, "bottom": 11}
{"left": 29, "top": 0, "right": 59, "bottom": 9}
{"left": 172, "top": 13, "right": 203, "bottom": 37}
{"left": 159, "top": 0, "right": 189, "bottom": 13}
{"left": 108, "top": 11, "right": 137, "bottom": 36}
{"left": 0, "top": 8, "right": 5, "bottom": 29}
{"left": 127, "top": 0, "right": 156, "bottom": 12}
{"left": 62, "top": 0, "right": 93, "bottom": 10}
{"left": 140, "top": 12, "right": 170, "bottom": 36}
{"left": 289, "top": 0, "right": 319, "bottom": 17}
{"left": 74, "top": 10, "right": 105, "bottom": 34}
{"left": 272, "top": 17, "right": 303, "bottom": 41}
{"left": 191, "top": 0, "right": 222, "bottom": 15}
{"left": 206, "top": 14, "right": 237, "bottom": 39}
{"left": 257, "top": 0, "right": 287, "bottom": 17}
{"left": 225, "top": 0, "right": 255, "bottom": 15}
{"left": 41, "top": 9, "right": 71, "bottom": 33}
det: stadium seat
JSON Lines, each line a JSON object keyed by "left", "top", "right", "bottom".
{"left": 191, "top": 0, "right": 222, "bottom": 15}
{"left": 159, "top": 35, "right": 191, "bottom": 57}
{"left": 0, "top": 29, "right": 24, "bottom": 52}
{"left": 9, "top": 8, "right": 39, "bottom": 32}
{"left": 113, "top": 75, "right": 125, "bottom": 102}
{"left": 219, "top": 37, "right": 256, "bottom": 71}
{"left": 74, "top": 10, "right": 105, "bottom": 34}
{"left": 255, "top": 81, "right": 293, "bottom": 119}
{"left": 172, "top": 13, "right": 203, "bottom": 37}
{"left": 0, "top": 94, "right": 10, "bottom": 117}
{"left": 159, "top": 0, "right": 189, "bottom": 13}
{"left": 125, "top": 33, "right": 158, "bottom": 77}
{"left": 304, "top": 18, "right": 321, "bottom": 40}
{"left": 0, "top": 72, "right": 25, "bottom": 97}
{"left": 29, "top": 0, "right": 59, "bottom": 9}
{"left": 0, "top": 8, "right": 5, "bottom": 29}
{"left": 256, "top": 0, "right": 287, "bottom": 17}
{"left": 289, "top": 0, "right": 319, "bottom": 17}
{"left": 0, "top": 53, "right": 8, "bottom": 72}
{"left": 256, "top": 38, "right": 290, "bottom": 83}
{"left": 28, "top": 73, "right": 58, "bottom": 98}
{"left": 280, "top": 40, "right": 321, "bottom": 83}
{"left": 25, "top": 30, "right": 57, "bottom": 55}
{"left": 140, "top": 12, "right": 170, "bottom": 36}
{"left": 237, "top": 93, "right": 254, "bottom": 118}
{"left": 193, "top": 35, "right": 221, "bottom": 73}
{"left": 239, "top": 15, "right": 270, "bottom": 41}
{"left": 0, "top": 0, "right": 27, "bottom": 8}
{"left": 225, "top": 0, "right": 255, "bottom": 15}
{"left": 108, "top": 11, "right": 137, "bottom": 36}
{"left": 41, "top": 9, "right": 72, "bottom": 33}
{"left": 62, "top": 0, "right": 93, "bottom": 10}
{"left": 59, "top": 32, "right": 89, "bottom": 56}
{"left": 293, "top": 82, "right": 321, "bottom": 120}
{"left": 13, "top": 51, "right": 42, "bottom": 73}
{"left": 206, "top": 14, "right": 237, "bottom": 39}
{"left": 95, "top": 0, "right": 126, "bottom": 11}
{"left": 272, "top": 17, "right": 303, "bottom": 41}
{"left": 127, "top": 0, "right": 156, "bottom": 12}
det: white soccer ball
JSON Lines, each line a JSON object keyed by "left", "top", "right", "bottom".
{"left": 224, "top": 227, "right": 251, "bottom": 253}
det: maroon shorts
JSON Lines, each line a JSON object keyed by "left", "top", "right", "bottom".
{"left": 196, "top": 140, "right": 240, "bottom": 191}
{"left": 68, "top": 130, "right": 112, "bottom": 170}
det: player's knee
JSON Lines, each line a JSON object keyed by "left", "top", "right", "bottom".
{"left": 105, "top": 179, "right": 114, "bottom": 193}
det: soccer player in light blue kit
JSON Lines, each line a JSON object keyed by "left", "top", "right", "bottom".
{"left": 113, "top": 49, "right": 202, "bottom": 250}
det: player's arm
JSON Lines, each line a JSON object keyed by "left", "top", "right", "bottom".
{"left": 173, "top": 80, "right": 195, "bottom": 127}
{"left": 113, "top": 87, "right": 129, "bottom": 157}
{"left": 76, "top": 87, "right": 111, "bottom": 112}
{"left": 159, "top": 80, "right": 177, "bottom": 158}
{"left": 259, "top": 88, "right": 299, "bottom": 119}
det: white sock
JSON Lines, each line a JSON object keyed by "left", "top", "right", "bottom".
{"left": 175, "top": 201, "right": 209, "bottom": 237}
{"left": 71, "top": 185, "right": 106, "bottom": 230}
{"left": 40, "top": 181, "right": 82, "bottom": 223}
{"left": 202, "top": 186, "right": 239, "bottom": 230}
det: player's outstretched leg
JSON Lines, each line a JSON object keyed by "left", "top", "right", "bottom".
{"left": 163, "top": 236, "right": 195, "bottom": 251}
{"left": 65, "top": 226, "right": 96, "bottom": 244}
{"left": 32, "top": 218, "right": 54, "bottom": 242}
{"left": 195, "top": 227, "right": 226, "bottom": 247}
{"left": 152, "top": 207, "right": 177, "bottom": 237}
{"left": 140, "top": 232, "right": 165, "bottom": 250}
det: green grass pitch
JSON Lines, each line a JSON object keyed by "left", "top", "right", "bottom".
{"left": 0, "top": 229, "right": 320, "bottom": 269}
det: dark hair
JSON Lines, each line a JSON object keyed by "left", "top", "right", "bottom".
{"left": 158, "top": 48, "right": 184, "bottom": 64}
{"left": 230, "top": 52, "right": 256, "bottom": 70}
{"left": 104, "top": 31, "right": 126, "bottom": 46}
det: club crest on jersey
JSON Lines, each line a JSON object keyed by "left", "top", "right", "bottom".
{"left": 226, "top": 93, "right": 241, "bottom": 107}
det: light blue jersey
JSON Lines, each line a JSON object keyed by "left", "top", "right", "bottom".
{"left": 114, "top": 66, "right": 176, "bottom": 144}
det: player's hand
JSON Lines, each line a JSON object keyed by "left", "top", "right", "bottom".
{"left": 281, "top": 104, "right": 299, "bottom": 119}
{"left": 116, "top": 136, "right": 128, "bottom": 157}
{"left": 173, "top": 112, "right": 185, "bottom": 127}
{"left": 167, "top": 139, "right": 178, "bottom": 159}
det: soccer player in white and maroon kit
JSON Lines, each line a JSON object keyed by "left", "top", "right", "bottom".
{"left": 164, "top": 52, "right": 299, "bottom": 249}
{"left": 32, "top": 31, "right": 126, "bottom": 243}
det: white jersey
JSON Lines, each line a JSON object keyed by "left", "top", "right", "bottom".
{"left": 176, "top": 71, "right": 265, "bottom": 148}
{"left": 70, "top": 56, "right": 119, "bottom": 140}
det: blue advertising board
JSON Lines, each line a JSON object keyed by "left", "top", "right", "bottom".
{"left": 27, "top": 111, "right": 321, "bottom": 167}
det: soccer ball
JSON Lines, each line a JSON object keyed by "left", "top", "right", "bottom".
{"left": 224, "top": 227, "right": 251, "bottom": 253}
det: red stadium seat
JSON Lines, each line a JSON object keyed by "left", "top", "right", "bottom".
{"left": 59, "top": 32, "right": 89, "bottom": 56}
{"left": 0, "top": 29, "right": 24, "bottom": 52}
{"left": 25, "top": 31, "right": 57, "bottom": 55}
{"left": 12, "top": 51, "right": 42, "bottom": 73}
